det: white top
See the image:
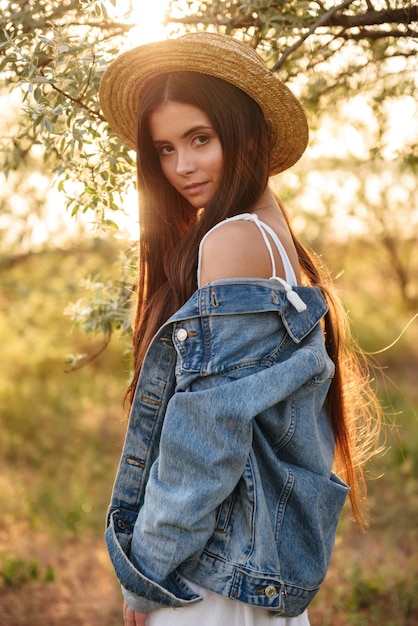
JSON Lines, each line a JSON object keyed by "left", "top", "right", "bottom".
{"left": 146, "top": 578, "right": 310, "bottom": 625}
{"left": 198, "top": 212, "right": 298, "bottom": 287}
{"left": 197, "top": 212, "right": 307, "bottom": 313}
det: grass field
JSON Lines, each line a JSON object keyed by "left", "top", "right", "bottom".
{"left": 1, "top": 240, "right": 417, "bottom": 625}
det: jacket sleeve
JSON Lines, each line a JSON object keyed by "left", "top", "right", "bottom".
{"left": 111, "top": 347, "right": 324, "bottom": 611}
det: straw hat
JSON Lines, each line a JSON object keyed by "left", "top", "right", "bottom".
{"left": 99, "top": 32, "right": 308, "bottom": 175}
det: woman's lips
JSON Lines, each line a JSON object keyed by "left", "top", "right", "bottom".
{"left": 183, "top": 182, "right": 208, "bottom": 195}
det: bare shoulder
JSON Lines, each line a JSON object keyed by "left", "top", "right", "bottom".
{"left": 199, "top": 220, "right": 271, "bottom": 284}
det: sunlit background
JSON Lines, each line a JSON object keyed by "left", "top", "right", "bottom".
{"left": 2, "top": 0, "right": 417, "bottom": 247}
{"left": 134, "top": 1, "right": 171, "bottom": 43}
{"left": 120, "top": 0, "right": 171, "bottom": 45}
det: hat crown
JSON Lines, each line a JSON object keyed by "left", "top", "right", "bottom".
{"left": 179, "top": 31, "right": 267, "bottom": 68}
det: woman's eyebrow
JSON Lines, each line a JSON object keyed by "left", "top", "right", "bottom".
{"left": 181, "top": 125, "right": 213, "bottom": 139}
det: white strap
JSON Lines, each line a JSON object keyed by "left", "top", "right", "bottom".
{"left": 197, "top": 213, "right": 306, "bottom": 312}
{"left": 245, "top": 214, "right": 298, "bottom": 286}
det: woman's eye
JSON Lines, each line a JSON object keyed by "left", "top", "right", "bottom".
{"left": 158, "top": 145, "right": 173, "bottom": 156}
{"left": 194, "top": 135, "right": 209, "bottom": 146}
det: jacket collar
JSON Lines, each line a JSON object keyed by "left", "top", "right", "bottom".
{"left": 162, "top": 279, "right": 328, "bottom": 345}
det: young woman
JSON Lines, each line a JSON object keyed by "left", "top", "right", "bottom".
{"left": 99, "top": 33, "right": 381, "bottom": 626}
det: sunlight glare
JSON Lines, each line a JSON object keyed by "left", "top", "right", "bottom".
{"left": 127, "top": 0, "right": 171, "bottom": 45}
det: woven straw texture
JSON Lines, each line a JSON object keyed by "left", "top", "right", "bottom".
{"left": 99, "top": 33, "right": 308, "bottom": 175}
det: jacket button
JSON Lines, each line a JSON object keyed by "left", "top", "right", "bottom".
{"left": 176, "top": 328, "right": 188, "bottom": 342}
{"left": 265, "top": 585, "right": 277, "bottom": 598}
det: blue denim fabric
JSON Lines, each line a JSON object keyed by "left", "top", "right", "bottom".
{"left": 106, "top": 278, "right": 349, "bottom": 616}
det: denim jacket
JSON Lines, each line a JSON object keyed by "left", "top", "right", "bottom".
{"left": 105, "top": 278, "right": 349, "bottom": 617}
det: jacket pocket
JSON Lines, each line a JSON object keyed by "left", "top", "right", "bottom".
{"left": 276, "top": 468, "right": 349, "bottom": 590}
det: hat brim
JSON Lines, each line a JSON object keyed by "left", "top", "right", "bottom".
{"left": 99, "top": 33, "right": 308, "bottom": 175}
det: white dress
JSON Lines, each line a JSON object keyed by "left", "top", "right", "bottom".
{"left": 146, "top": 579, "right": 310, "bottom": 625}
{"left": 146, "top": 214, "right": 311, "bottom": 625}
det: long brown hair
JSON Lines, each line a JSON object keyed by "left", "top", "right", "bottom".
{"left": 127, "top": 71, "right": 381, "bottom": 529}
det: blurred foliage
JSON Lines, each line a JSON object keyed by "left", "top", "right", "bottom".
{"left": 1, "top": 0, "right": 136, "bottom": 230}
{"left": 0, "top": 239, "right": 130, "bottom": 536}
{"left": 64, "top": 244, "right": 137, "bottom": 370}
{"left": 0, "top": 556, "right": 55, "bottom": 587}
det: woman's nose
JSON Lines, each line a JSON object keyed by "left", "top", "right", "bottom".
{"left": 176, "top": 149, "right": 197, "bottom": 175}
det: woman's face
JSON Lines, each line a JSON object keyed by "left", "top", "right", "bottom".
{"left": 149, "top": 101, "right": 223, "bottom": 209}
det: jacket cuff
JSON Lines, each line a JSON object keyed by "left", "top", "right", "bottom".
{"left": 106, "top": 510, "right": 202, "bottom": 610}
{"left": 122, "top": 586, "right": 168, "bottom": 613}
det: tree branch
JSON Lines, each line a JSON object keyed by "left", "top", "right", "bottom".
{"left": 326, "top": 6, "right": 418, "bottom": 28}
{"left": 167, "top": 4, "right": 418, "bottom": 36}
{"left": 272, "top": 0, "right": 355, "bottom": 71}
{"left": 64, "top": 335, "right": 111, "bottom": 373}
{"left": 40, "top": 72, "right": 106, "bottom": 121}
{"left": 338, "top": 26, "right": 418, "bottom": 41}
{"left": 50, "top": 84, "right": 105, "bottom": 121}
